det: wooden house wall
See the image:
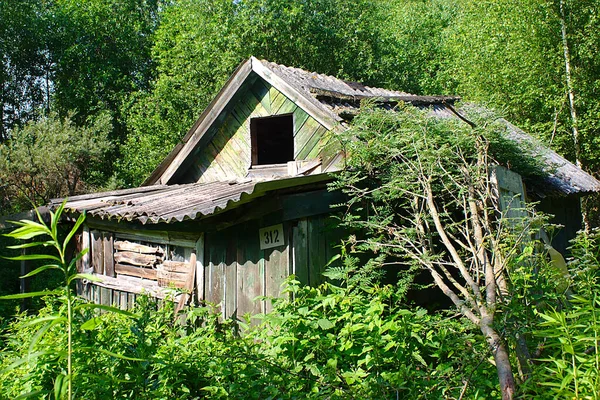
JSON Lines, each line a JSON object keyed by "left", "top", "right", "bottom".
{"left": 76, "top": 213, "right": 344, "bottom": 317}
{"left": 176, "top": 74, "right": 340, "bottom": 184}
{"left": 203, "top": 214, "right": 343, "bottom": 320}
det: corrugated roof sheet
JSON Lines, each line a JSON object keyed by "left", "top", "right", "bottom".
{"left": 317, "top": 96, "right": 600, "bottom": 197}
{"left": 52, "top": 174, "right": 331, "bottom": 225}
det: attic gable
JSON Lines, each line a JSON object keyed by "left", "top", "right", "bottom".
{"left": 172, "top": 75, "right": 340, "bottom": 184}
{"left": 145, "top": 57, "right": 344, "bottom": 186}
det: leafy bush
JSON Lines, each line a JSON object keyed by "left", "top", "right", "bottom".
{"left": 0, "top": 278, "right": 500, "bottom": 399}
{"left": 525, "top": 229, "right": 600, "bottom": 398}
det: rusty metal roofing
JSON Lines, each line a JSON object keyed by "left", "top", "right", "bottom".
{"left": 51, "top": 174, "right": 331, "bottom": 225}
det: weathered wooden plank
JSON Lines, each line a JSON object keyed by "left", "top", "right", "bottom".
{"left": 258, "top": 253, "right": 266, "bottom": 314}
{"left": 298, "top": 126, "right": 328, "bottom": 160}
{"left": 243, "top": 88, "right": 269, "bottom": 118}
{"left": 307, "top": 130, "right": 333, "bottom": 160}
{"left": 195, "top": 236, "right": 205, "bottom": 303}
{"left": 264, "top": 240, "right": 289, "bottom": 313}
{"left": 112, "top": 290, "right": 120, "bottom": 309}
{"left": 293, "top": 108, "right": 310, "bottom": 136}
{"left": 225, "top": 232, "right": 238, "bottom": 318}
{"left": 236, "top": 223, "right": 262, "bottom": 318}
{"left": 251, "top": 79, "right": 271, "bottom": 114}
{"left": 294, "top": 117, "right": 321, "bottom": 158}
{"left": 127, "top": 292, "right": 135, "bottom": 309}
{"left": 76, "top": 234, "right": 83, "bottom": 273}
{"left": 318, "top": 136, "right": 342, "bottom": 169}
{"left": 113, "top": 240, "right": 162, "bottom": 255}
{"left": 100, "top": 287, "right": 111, "bottom": 306}
{"left": 282, "top": 189, "right": 344, "bottom": 221}
{"left": 114, "top": 251, "right": 158, "bottom": 267}
{"left": 120, "top": 291, "right": 128, "bottom": 310}
{"left": 81, "top": 225, "right": 91, "bottom": 272}
{"left": 308, "top": 217, "right": 327, "bottom": 286}
{"left": 270, "top": 90, "right": 287, "bottom": 114}
{"left": 91, "top": 230, "right": 104, "bottom": 275}
{"left": 92, "top": 284, "right": 100, "bottom": 305}
{"left": 103, "top": 233, "right": 115, "bottom": 277}
{"left": 211, "top": 116, "right": 247, "bottom": 175}
{"left": 157, "top": 269, "right": 188, "bottom": 285}
{"left": 205, "top": 232, "right": 226, "bottom": 315}
{"left": 115, "top": 263, "right": 157, "bottom": 280}
{"left": 161, "top": 260, "right": 190, "bottom": 273}
{"left": 292, "top": 219, "right": 309, "bottom": 285}
{"left": 275, "top": 97, "right": 298, "bottom": 116}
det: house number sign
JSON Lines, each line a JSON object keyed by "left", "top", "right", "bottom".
{"left": 259, "top": 224, "right": 284, "bottom": 250}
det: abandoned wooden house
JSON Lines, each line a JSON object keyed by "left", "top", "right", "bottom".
{"left": 42, "top": 57, "right": 600, "bottom": 316}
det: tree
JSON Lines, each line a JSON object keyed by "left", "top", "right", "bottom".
{"left": 118, "top": 0, "right": 395, "bottom": 185}
{"left": 0, "top": 0, "right": 53, "bottom": 140}
{"left": 0, "top": 113, "right": 112, "bottom": 214}
{"left": 332, "top": 105, "right": 547, "bottom": 399}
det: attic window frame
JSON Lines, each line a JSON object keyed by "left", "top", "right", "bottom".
{"left": 250, "top": 113, "right": 294, "bottom": 167}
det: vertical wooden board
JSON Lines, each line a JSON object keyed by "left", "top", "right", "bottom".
{"left": 236, "top": 222, "right": 262, "bottom": 318}
{"left": 293, "top": 108, "right": 310, "bottom": 136}
{"left": 196, "top": 235, "right": 205, "bottom": 304}
{"left": 112, "top": 290, "right": 120, "bottom": 309}
{"left": 120, "top": 291, "right": 128, "bottom": 310}
{"left": 92, "top": 284, "right": 100, "bottom": 305}
{"left": 100, "top": 287, "right": 111, "bottom": 306}
{"left": 275, "top": 98, "right": 297, "bottom": 116}
{"left": 292, "top": 219, "right": 309, "bottom": 285}
{"left": 127, "top": 293, "right": 135, "bottom": 309}
{"left": 91, "top": 230, "right": 103, "bottom": 274}
{"left": 298, "top": 126, "right": 329, "bottom": 160}
{"left": 205, "top": 232, "right": 226, "bottom": 315}
{"left": 264, "top": 226, "right": 289, "bottom": 313}
{"left": 308, "top": 217, "right": 327, "bottom": 286}
{"left": 103, "top": 232, "right": 115, "bottom": 277}
{"left": 225, "top": 232, "right": 238, "bottom": 319}
{"left": 294, "top": 117, "right": 321, "bottom": 158}
{"left": 251, "top": 80, "right": 271, "bottom": 114}
{"left": 82, "top": 225, "right": 90, "bottom": 271}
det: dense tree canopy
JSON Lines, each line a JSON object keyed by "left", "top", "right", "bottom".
{"left": 0, "top": 0, "right": 598, "bottom": 204}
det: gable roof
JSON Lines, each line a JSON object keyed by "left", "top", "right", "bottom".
{"left": 143, "top": 57, "right": 599, "bottom": 198}
{"left": 144, "top": 57, "right": 460, "bottom": 186}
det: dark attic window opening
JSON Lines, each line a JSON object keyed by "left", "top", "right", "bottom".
{"left": 250, "top": 114, "right": 294, "bottom": 166}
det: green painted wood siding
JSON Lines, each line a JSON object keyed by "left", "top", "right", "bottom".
{"left": 179, "top": 76, "right": 340, "bottom": 184}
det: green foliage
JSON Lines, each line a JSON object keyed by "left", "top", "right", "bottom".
{"left": 0, "top": 279, "right": 498, "bottom": 399}
{"left": 0, "top": 0, "right": 52, "bottom": 140}
{"left": 524, "top": 229, "right": 600, "bottom": 398}
{"left": 0, "top": 203, "right": 135, "bottom": 399}
{"left": 0, "top": 113, "right": 112, "bottom": 214}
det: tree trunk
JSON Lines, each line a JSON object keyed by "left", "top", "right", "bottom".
{"left": 481, "top": 317, "right": 516, "bottom": 400}
{"left": 559, "top": 0, "right": 580, "bottom": 168}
